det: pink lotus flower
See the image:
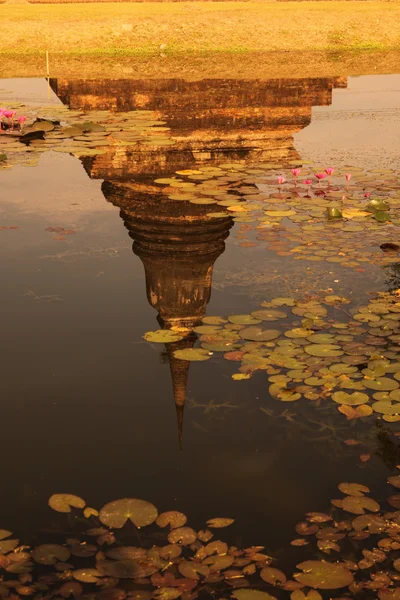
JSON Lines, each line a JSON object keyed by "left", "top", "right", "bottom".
{"left": 302, "top": 179, "right": 313, "bottom": 185}
{"left": 3, "top": 110, "right": 15, "bottom": 119}
{"left": 18, "top": 116, "right": 27, "bottom": 124}
{"left": 291, "top": 168, "right": 301, "bottom": 178}
{"left": 325, "top": 167, "right": 335, "bottom": 176}
{"left": 345, "top": 173, "right": 352, "bottom": 181}
{"left": 315, "top": 173, "right": 327, "bottom": 181}
{"left": 364, "top": 192, "right": 371, "bottom": 198}
{"left": 277, "top": 176, "right": 285, "bottom": 185}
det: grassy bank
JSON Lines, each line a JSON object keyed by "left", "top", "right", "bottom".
{"left": 1, "top": 2, "right": 400, "bottom": 58}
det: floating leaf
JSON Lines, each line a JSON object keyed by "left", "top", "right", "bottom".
{"left": 232, "top": 590, "right": 277, "bottom": 600}
{"left": 338, "top": 483, "right": 370, "bottom": 497}
{"left": 206, "top": 518, "right": 235, "bottom": 528}
{"left": 99, "top": 498, "right": 158, "bottom": 528}
{"left": 156, "top": 511, "right": 187, "bottom": 530}
{"left": 143, "top": 330, "right": 186, "bottom": 343}
{"left": 341, "top": 495, "right": 380, "bottom": 515}
{"left": 294, "top": 561, "right": 353, "bottom": 589}
{"left": 0, "top": 530, "right": 12, "bottom": 541}
{"left": 48, "top": 494, "right": 85, "bottom": 513}
{"left": 251, "top": 309, "right": 287, "bottom": 321}
{"left": 228, "top": 314, "right": 261, "bottom": 325}
{"left": 239, "top": 327, "right": 280, "bottom": 342}
{"left": 173, "top": 348, "right": 211, "bottom": 362}
{"left": 260, "top": 567, "right": 287, "bottom": 585}
{"left": 32, "top": 544, "right": 70, "bottom": 565}
{"left": 338, "top": 404, "right": 373, "bottom": 419}
{"left": 332, "top": 392, "right": 369, "bottom": 405}
{"left": 0, "top": 539, "right": 19, "bottom": 554}
{"left": 153, "top": 589, "right": 182, "bottom": 600}
{"left": 304, "top": 344, "right": 343, "bottom": 358}
{"left": 327, "top": 207, "right": 343, "bottom": 219}
{"left": 73, "top": 568, "right": 103, "bottom": 583}
{"left": 168, "top": 527, "right": 197, "bottom": 545}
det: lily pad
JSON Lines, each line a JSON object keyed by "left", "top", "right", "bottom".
{"left": 251, "top": 309, "right": 287, "bottom": 321}
{"left": 304, "top": 344, "right": 343, "bottom": 358}
{"left": 228, "top": 314, "right": 262, "bottom": 325}
{"left": 99, "top": 498, "right": 158, "bottom": 528}
{"left": 143, "top": 330, "right": 186, "bottom": 343}
{"left": 48, "top": 494, "right": 85, "bottom": 513}
{"left": 156, "top": 511, "right": 187, "bottom": 530}
{"left": 363, "top": 377, "right": 399, "bottom": 391}
{"left": 173, "top": 348, "right": 211, "bottom": 362}
{"left": 239, "top": 327, "right": 280, "bottom": 342}
{"left": 294, "top": 561, "right": 353, "bottom": 589}
{"left": 332, "top": 392, "right": 369, "bottom": 405}
{"left": 32, "top": 544, "right": 70, "bottom": 565}
{"left": 206, "top": 518, "right": 235, "bottom": 528}
{"left": 232, "top": 590, "right": 277, "bottom": 600}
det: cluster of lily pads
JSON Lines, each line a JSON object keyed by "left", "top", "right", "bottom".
{"left": 0, "top": 103, "right": 171, "bottom": 169}
{"left": 153, "top": 164, "right": 400, "bottom": 272}
{"left": 144, "top": 288, "right": 400, "bottom": 421}
{"left": 0, "top": 473, "right": 399, "bottom": 600}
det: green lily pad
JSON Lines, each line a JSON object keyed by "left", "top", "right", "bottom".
{"left": 143, "top": 330, "right": 186, "bottom": 343}
{"left": 232, "top": 589, "right": 277, "bottom": 600}
{"left": 372, "top": 401, "right": 400, "bottom": 415}
{"left": 375, "top": 211, "right": 391, "bottom": 222}
{"left": 332, "top": 391, "right": 369, "bottom": 405}
{"left": 251, "top": 309, "right": 287, "bottom": 321}
{"left": 294, "top": 560, "right": 353, "bottom": 589}
{"left": 173, "top": 348, "right": 212, "bottom": 361}
{"left": 366, "top": 198, "right": 390, "bottom": 212}
{"left": 363, "top": 377, "right": 399, "bottom": 391}
{"left": 32, "top": 544, "right": 70, "bottom": 565}
{"left": 99, "top": 498, "right": 158, "bottom": 528}
{"left": 327, "top": 207, "right": 343, "bottom": 219}
{"left": 239, "top": 327, "right": 280, "bottom": 342}
{"left": 228, "top": 314, "right": 262, "bottom": 326}
{"left": 304, "top": 344, "right": 343, "bottom": 357}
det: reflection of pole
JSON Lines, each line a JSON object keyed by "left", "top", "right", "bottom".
{"left": 46, "top": 50, "right": 50, "bottom": 100}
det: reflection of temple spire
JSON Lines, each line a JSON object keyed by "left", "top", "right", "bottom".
{"left": 165, "top": 335, "right": 197, "bottom": 450}
{"left": 101, "top": 180, "right": 233, "bottom": 447}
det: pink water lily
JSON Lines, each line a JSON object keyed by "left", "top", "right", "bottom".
{"left": 3, "top": 110, "right": 15, "bottom": 119}
{"left": 277, "top": 176, "right": 285, "bottom": 185}
{"left": 291, "top": 168, "right": 301, "bottom": 178}
{"left": 303, "top": 179, "right": 313, "bottom": 185}
{"left": 345, "top": 173, "right": 352, "bottom": 181}
{"left": 325, "top": 167, "right": 335, "bottom": 176}
{"left": 364, "top": 192, "right": 371, "bottom": 198}
{"left": 315, "top": 173, "right": 327, "bottom": 186}
{"left": 18, "top": 115, "right": 27, "bottom": 123}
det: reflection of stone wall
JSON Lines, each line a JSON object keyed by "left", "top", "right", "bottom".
{"left": 53, "top": 76, "right": 347, "bottom": 178}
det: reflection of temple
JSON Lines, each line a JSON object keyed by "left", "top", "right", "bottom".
{"left": 49, "top": 75, "right": 347, "bottom": 444}
{"left": 101, "top": 179, "right": 233, "bottom": 447}
{"left": 50, "top": 77, "right": 347, "bottom": 177}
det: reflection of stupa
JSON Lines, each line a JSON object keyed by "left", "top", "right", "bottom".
{"left": 50, "top": 77, "right": 347, "bottom": 177}
{"left": 49, "top": 75, "right": 347, "bottom": 444}
{"left": 102, "top": 179, "right": 233, "bottom": 447}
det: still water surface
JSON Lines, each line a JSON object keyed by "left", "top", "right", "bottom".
{"left": 1, "top": 71, "right": 400, "bottom": 556}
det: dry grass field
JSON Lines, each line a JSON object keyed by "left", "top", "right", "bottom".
{"left": 1, "top": 1, "right": 399, "bottom": 58}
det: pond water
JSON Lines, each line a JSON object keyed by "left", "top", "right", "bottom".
{"left": 1, "top": 69, "right": 400, "bottom": 598}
